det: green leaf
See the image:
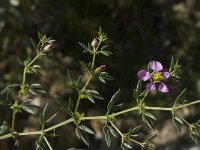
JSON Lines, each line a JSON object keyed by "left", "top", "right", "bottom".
{"left": 107, "top": 126, "right": 117, "bottom": 137}
{"left": 129, "top": 125, "right": 142, "bottom": 135}
{"left": 1, "top": 84, "right": 20, "bottom": 94}
{"left": 107, "top": 89, "right": 121, "bottom": 112}
{"left": 174, "top": 116, "right": 183, "bottom": 124}
{"left": 87, "top": 93, "right": 95, "bottom": 103}
{"left": 67, "top": 70, "right": 82, "bottom": 90}
{"left": 79, "top": 42, "right": 88, "bottom": 50}
{"left": 80, "top": 61, "right": 89, "bottom": 71}
{"left": 100, "top": 45, "right": 108, "bottom": 51}
{"left": 21, "top": 99, "right": 40, "bottom": 115}
{"left": 99, "top": 72, "right": 114, "bottom": 83}
{"left": 147, "top": 133, "right": 157, "bottom": 141}
{"left": 75, "top": 127, "right": 90, "bottom": 146}
{"left": 172, "top": 115, "right": 182, "bottom": 133}
{"left": 29, "top": 84, "right": 46, "bottom": 95}
{"left": 23, "top": 59, "right": 31, "bottom": 65}
{"left": 79, "top": 125, "right": 94, "bottom": 135}
{"left": 174, "top": 89, "right": 187, "bottom": 107}
{"left": 88, "top": 90, "right": 104, "bottom": 101}
{"left": 100, "top": 50, "right": 113, "bottom": 56}
{"left": 122, "top": 142, "right": 132, "bottom": 149}
{"left": 45, "top": 113, "right": 57, "bottom": 124}
{"left": 54, "top": 95, "right": 68, "bottom": 114}
{"left": 145, "top": 112, "right": 157, "bottom": 120}
{"left": 102, "top": 125, "right": 111, "bottom": 147}
{"left": 42, "top": 103, "right": 50, "bottom": 123}
{"left": 0, "top": 121, "right": 10, "bottom": 135}
{"left": 169, "top": 56, "right": 174, "bottom": 72}
{"left": 67, "top": 97, "right": 74, "bottom": 112}
{"left": 142, "top": 113, "right": 155, "bottom": 130}
{"left": 190, "top": 131, "right": 199, "bottom": 143}
{"left": 133, "top": 80, "right": 143, "bottom": 102}
{"left": 112, "top": 103, "right": 124, "bottom": 112}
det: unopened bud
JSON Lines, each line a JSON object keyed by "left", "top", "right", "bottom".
{"left": 95, "top": 65, "right": 106, "bottom": 73}
{"left": 91, "top": 38, "right": 98, "bottom": 48}
{"left": 43, "top": 43, "right": 54, "bottom": 52}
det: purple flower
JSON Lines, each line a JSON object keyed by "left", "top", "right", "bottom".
{"left": 137, "top": 61, "right": 170, "bottom": 93}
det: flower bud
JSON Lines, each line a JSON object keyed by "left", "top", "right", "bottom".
{"left": 91, "top": 38, "right": 98, "bottom": 48}
{"left": 43, "top": 43, "right": 54, "bottom": 52}
{"left": 95, "top": 65, "right": 106, "bottom": 73}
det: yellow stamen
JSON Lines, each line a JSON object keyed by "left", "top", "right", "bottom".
{"left": 152, "top": 72, "right": 163, "bottom": 82}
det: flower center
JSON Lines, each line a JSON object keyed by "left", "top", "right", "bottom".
{"left": 152, "top": 72, "right": 163, "bottom": 82}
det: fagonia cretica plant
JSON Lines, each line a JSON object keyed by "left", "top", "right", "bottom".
{"left": 0, "top": 29, "right": 200, "bottom": 150}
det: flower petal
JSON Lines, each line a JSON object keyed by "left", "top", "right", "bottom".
{"left": 146, "top": 82, "right": 156, "bottom": 91}
{"left": 150, "top": 61, "right": 163, "bottom": 73}
{"left": 162, "top": 72, "right": 170, "bottom": 80}
{"left": 158, "top": 82, "right": 169, "bottom": 93}
{"left": 137, "top": 69, "right": 151, "bottom": 81}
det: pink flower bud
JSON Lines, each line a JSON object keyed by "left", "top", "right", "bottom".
{"left": 91, "top": 38, "right": 98, "bottom": 48}
{"left": 43, "top": 43, "right": 54, "bottom": 52}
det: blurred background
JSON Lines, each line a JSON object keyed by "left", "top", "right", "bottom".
{"left": 0, "top": 0, "right": 200, "bottom": 149}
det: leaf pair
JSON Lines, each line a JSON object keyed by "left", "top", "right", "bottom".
{"left": 40, "top": 103, "right": 57, "bottom": 126}
{"left": 21, "top": 99, "right": 40, "bottom": 115}
{"left": 102, "top": 125, "right": 117, "bottom": 147}
{"left": 75, "top": 125, "right": 94, "bottom": 146}
{"left": 142, "top": 112, "right": 156, "bottom": 130}
{"left": 81, "top": 89, "right": 104, "bottom": 103}
{"left": 107, "top": 89, "right": 121, "bottom": 114}
{"left": 99, "top": 72, "right": 114, "bottom": 83}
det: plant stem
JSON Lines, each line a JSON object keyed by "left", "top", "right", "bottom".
{"left": 128, "top": 137, "right": 143, "bottom": 147}
{"left": 110, "top": 121, "right": 142, "bottom": 146}
{"left": 1, "top": 99, "right": 200, "bottom": 141}
{"left": 11, "top": 107, "right": 16, "bottom": 131}
{"left": 11, "top": 52, "right": 42, "bottom": 132}
{"left": 21, "top": 52, "right": 42, "bottom": 89}
{"left": 74, "top": 95, "right": 81, "bottom": 113}
{"left": 111, "top": 106, "right": 139, "bottom": 117}
{"left": 180, "top": 116, "right": 191, "bottom": 127}
{"left": 145, "top": 106, "right": 172, "bottom": 111}
{"left": 110, "top": 121, "right": 123, "bottom": 137}
{"left": 43, "top": 136, "right": 53, "bottom": 150}
{"left": 176, "top": 99, "right": 200, "bottom": 109}
{"left": 74, "top": 48, "right": 96, "bottom": 113}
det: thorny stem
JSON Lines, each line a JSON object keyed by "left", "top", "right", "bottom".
{"left": 1, "top": 99, "right": 200, "bottom": 141}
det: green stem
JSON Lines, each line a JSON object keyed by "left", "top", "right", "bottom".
{"left": 11, "top": 107, "right": 16, "bottom": 131}
{"left": 43, "top": 136, "right": 53, "bottom": 150}
{"left": 21, "top": 52, "right": 42, "bottom": 89}
{"left": 176, "top": 99, "right": 200, "bottom": 109}
{"left": 180, "top": 116, "right": 191, "bottom": 127}
{"left": 74, "top": 95, "right": 81, "bottom": 113}
{"left": 74, "top": 48, "right": 96, "bottom": 113}
{"left": 110, "top": 121, "right": 123, "bottom": 137}
{"left": 11, "top": 52, "right": 42, "bottom": 132}
{"left": 110, "top": 121, "right": 142, "bottom": 147}
{"left": 110, "top": 106, "right": 139, "bottom": 117}
{"left": 145, "top": 106, "right": 172, "bottom": 111}
{"left": 128, "top": 137, "right": 143, "bottom": 147}
{"left": 1, "top": 99, "right": 200, "bottom": 141}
